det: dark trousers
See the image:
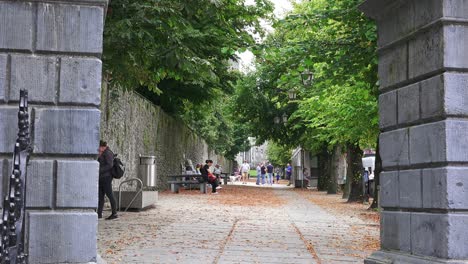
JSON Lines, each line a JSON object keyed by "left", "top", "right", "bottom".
{"left": 208, "top": 178, "right": 218, "bottom": 193}
{"left": 98, "top": 176, "right": 117, "bottom": 216}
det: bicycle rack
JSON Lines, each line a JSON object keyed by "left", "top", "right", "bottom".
{"left": 118, "top": 178, "right": 143, "bottom": 212}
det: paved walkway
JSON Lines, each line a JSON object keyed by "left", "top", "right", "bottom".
{"left": 98, "top": 185, "right": 379, "bottom": 264}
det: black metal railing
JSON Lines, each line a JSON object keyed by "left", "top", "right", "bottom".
{"left": 0, "top": 90, "right": 31, "bottom": 264}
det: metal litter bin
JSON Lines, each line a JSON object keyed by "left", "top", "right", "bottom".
{"left": 139, "top": 155, "right": 157, "bottom": 187}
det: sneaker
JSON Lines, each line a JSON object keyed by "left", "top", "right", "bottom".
{"left": 216, "top": 186, "right": 222, "bottom": 190}
{"left": 212, "top": 192, "right": 219, "bottom": 195}
{"left": 105, "top": 214, "right": 118, "bottom": 220}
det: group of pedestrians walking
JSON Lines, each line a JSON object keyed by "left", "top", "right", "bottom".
{"left": 255, "top": 162, "right": 279, "bottom": 185}
{"left": 236, "top": 160, "right": 293, "bottom": 186}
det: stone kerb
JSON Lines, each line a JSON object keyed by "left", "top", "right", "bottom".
{"left": 361, "top": 0, "right": 468, "bottom": 263}
{"left": 0, "top": 0, "right": 107, "bottom": 263}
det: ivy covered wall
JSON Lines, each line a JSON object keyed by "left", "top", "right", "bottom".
{"left": 100, "top": 83, "right": 233, "bottom": 190}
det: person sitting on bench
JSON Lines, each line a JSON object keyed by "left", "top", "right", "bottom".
{"left": 200, "top": 160, "right": 221, "bottom": 194}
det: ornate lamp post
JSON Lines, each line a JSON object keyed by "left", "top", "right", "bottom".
{"left": 282, "top": 113, "right": 288, "bottom": 125}
{"left": 288, "top": 89, "right": 297, "bottom": 100}
{"left": 298, "top": 69, "right": 313, "bottom": 189}
{"left": 274, "top": 116, "right": 281, "bottom": 124}
{"left": 301, "top": 69, "right": 314, "bottom": 87}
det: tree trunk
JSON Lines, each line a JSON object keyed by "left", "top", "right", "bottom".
{"left": 328, "top": 145, "right": 341, "bottom": 194}
{"left": 369, "top": 135, "right": 382, "bottom": 209}
{"left": 317, "top": 147, "right": 331, "bottom": 191}
{"left": 346, "top": 143, "right": 364, "bottom": 203}
{"left": 342, "top": 151, "right": 350, "bottom": 199}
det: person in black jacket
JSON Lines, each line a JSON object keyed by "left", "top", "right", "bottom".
{"left": 97, "top": 140, "right": 118, "bottom": 220}
{"left": 200, "top": 160, "right": 221, "bottom": 194}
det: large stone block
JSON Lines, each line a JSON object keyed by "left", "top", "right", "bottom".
{"left": 379, "top": 91, "right": 397, "bottom": 128}
{"left": 444, "top": 73, "right": 468, "bottom": 116}
{"left": 37, "top": 3, "right": 104, "bottom": 53}
{"left": 376, "top": 0, "right": 442, "bottom": 47}
{"left": 26, "top": 160, "right": 54, "bottom": 208}
{"left": 0, "top": 108, "right": 18, "bottom": 153}
{"left": 408, "top": 26, "right": 444, "bottom": 79}
{"left": 444, "top": 25, "right": 468, "bottom": 69}
{"left": 378, "top": 44, "right": 408, "bottom": 89}
{"left": 0, "top": 2, "right": 33, "bottom": 50}
{"left": 422, "top": 167, "right": 468, "bottom": 209}
{"left": 33, "top": 108, "right": 100, "bottom": 154}
{"left": 411, "top": 0, "right": 443, "bottom": 30}
{"left": 410, "top": 213, "right": 468, "bottom": 259}
{"left": 380, "top": 171, "right": 399, "bottom": 208}
{"left": 443, "top": 0, "right": 468, "bottom": 19}
{"left": 420, "top": 74, "right": 444, "bottom": 119}
{"left": 446, "top": 214, "right": 468, "bottom": 259}
{"left": 445, "top": 120, "right": 468, "bottom": 162}
{"left": 56, "top": 160, "right": 98, "bottom": 208}
{"left": 411, "top": 213, "right": 449, "bottom": 258}
{"left": 27, "top": 211, "right": 97, "bottom": 263}
{"left": 409, "top": 121, "right": 446, "bottom": 165}
{"left": 379, "top": 128, "right": 409, "bottom": 168}
{"left": 397, "top": 83, "right": 420, "bottom": 125}
{"left": 399, "top": 170, "right": 422, "bottom": 208}
{"left": 381, "top": 211, "right": 411, "bottom": 252}
{"left": 0, "top": 54, "right": 7, "bottom": 102}
{"left": 59, "top": 57, "right": 102, "bottom": 106}
{"left": 11, "top": 55, "right": 57, "bottom": 103}
{"left": 376, "top": 2, "right": 412, "bottom": 47}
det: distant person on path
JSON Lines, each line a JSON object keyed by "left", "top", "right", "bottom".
{"left": 213, "top": 164, "right": 222, "bottom": 185}
{"left": 200, "top": 160, "right": 221, "bottom": 194}
{"left": 97, "top": 140, "right": 118, "bottom": 220}
{"left": 240, "top": 161, "right": 250, "bottom": 184}
{"left": 286, "top": 163, "right": 292, "bottom": 186}
{"left": 256, "top": 163, "right": 262, "bottom": 185}
{"left": 266, "top": 162, "right": 274, "bottom": 185}
{"left": 260, "top": 163, "right": 266, "bottom": 185}
{"left": 275, "top": 167, "right": 281, "bottom": 183}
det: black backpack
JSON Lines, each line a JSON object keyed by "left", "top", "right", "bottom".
{"left": 112, "top": 154, "right": 125, "bottom": 179}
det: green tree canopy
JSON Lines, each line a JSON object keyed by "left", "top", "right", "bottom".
{"left": 234, "top": 0, "right": 378, "bottom": 151}
{"left": 266, "top": 142, "right": 292, "bottom": 167}
{"left": 103, "top": 0, "right": 274, "bottom": 158}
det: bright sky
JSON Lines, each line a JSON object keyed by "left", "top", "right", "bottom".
{"left": 238, "top": 0, "right": 294, "bottom": 72}
{"left": 271, "top": 0, "right": 294, "bottom": 17}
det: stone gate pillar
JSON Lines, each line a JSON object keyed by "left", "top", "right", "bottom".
{"left": 0, "top": 0, "right": 107, "bottom": 263}
{"left": 360, "top": 0, "right": 468, "bottom": 263}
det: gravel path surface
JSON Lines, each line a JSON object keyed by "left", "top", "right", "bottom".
{"left": 98, "top": 185, "right": 379, "bottom": 264}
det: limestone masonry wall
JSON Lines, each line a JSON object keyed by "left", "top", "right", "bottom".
{"left": 361, "top": 0, "right": 468, "bottom": 262}
{"left": 0, "top": 1, "right": 107, "bottom": 263}
{"left": 100, "top": 83, "right": 233, "bottom": 190}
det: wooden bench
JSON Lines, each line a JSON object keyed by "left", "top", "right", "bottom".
{"left": 167, "top": 175, "right": 207, "bottom": 194}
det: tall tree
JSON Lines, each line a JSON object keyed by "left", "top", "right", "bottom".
{"left": 233, "top": 0, "right": 379, "bottom": 201}
{"left": 103, "top": 0, "right": 274, "bottom": 158}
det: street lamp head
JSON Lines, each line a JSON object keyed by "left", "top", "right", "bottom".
{"left": 274, "top": 116, "right": 280, "bottom": 124}
{"left": 287, "top": 90, "right": 297, "bottom": 100}
{"left": 301, "top": 69, "right": 314, "bottom": 87}
{"left": 282, "top": 113, "right": 288, "bottom": 124}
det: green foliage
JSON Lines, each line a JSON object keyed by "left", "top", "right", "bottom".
{"left": 234, "top": 0, "right": 379, "bottom": 151}
{"left": 103, "top": 0, "right": 274, "bottom": 158}
{"left": 266, "top": 142, "right": 292, "bottom": 167}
